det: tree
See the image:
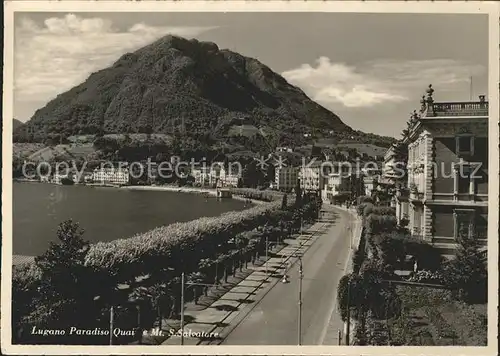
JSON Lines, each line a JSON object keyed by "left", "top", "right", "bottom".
{"left": 443, "top": 224, "right": 487, "bottom": 303}
{"left": 311, "top": 145, "right": 322, "bottom": 158}
{"left": 265, "top": 161, "right": 275, "bottom": 185}
{"left": 281, "top": 194, "right": 288, "bottom": 210}
{"left": 294, "top": 179, "right": 302, "bottom": 207}
{"left": 241, "top": 161, "right": 264, "bottom": 188}
{"left": 337, "top": 266, "right": 401, "bottom": 335}
{"left": 34, "top": 220, "right": 106, "bottom": 328}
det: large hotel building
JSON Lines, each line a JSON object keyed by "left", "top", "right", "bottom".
{"left": 402, "top": 85, "right": 488, "bottom": 256}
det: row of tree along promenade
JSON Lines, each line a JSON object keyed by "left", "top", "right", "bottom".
{"left": 12, "top": 185, "right": 322, "bottom": 345}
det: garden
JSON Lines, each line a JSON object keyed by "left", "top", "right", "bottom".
{"left": 337, "top": 196, "right": 488, "bottom": 346}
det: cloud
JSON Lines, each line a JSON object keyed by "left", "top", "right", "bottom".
{"left": 282, "top": 57, "right": 485, "bottom": 108}
{"left": 14, "top": 14, "right": 217, "bottom": 107}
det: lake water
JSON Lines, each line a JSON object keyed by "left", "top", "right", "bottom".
{"left": 13, "top": 183, "right": 248, "bottom": 256}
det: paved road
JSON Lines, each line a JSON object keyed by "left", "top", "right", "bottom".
{"left": 222, "top": 206, "right": 356, "bottom": 345}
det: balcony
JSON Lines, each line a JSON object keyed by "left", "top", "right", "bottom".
{"left": 411, "top": 227, "right": 424, "bottom": 240}
{"left": 425, "top": 101, "right": 488, "bottom": 118}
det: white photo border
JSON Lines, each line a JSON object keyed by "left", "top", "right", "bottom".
{"left": 2, "top": 1, "right": 499, "bottom": 355}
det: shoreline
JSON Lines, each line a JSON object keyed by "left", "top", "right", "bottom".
{"left": 12, "top": 186, "right": 270, "bottom": 265}
{"left": 14, "top": 179, "right": 271, "bottom": 204}
{"left": 121, "top": 185, "right": 268, "bottom": 204}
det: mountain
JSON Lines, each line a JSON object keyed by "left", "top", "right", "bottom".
{"left": 13, "top": 119, "right": 23, "bottom": 130}
{"left": 13, "top": 35, "right": 392, "bottom": 152}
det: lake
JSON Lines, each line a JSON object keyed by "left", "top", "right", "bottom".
{"left": 13, "top": 182, "right": 248, "bottom": 256}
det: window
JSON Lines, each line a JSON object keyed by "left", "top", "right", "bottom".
{"left": 454, "top": 163, "right": 480, "bottom": 196}
{"left": 457, "top": 166, "right": 471, "bottom": 194}
{"left": 475, "top": 214, "right": 488, "bottom": 240}
{"left": 454, "top": 209, "right": 475, "bottom": 239}
{"left": 455, "top": 135, "right": 474, "bottom": 156}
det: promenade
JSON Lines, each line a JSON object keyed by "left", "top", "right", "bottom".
{"left": 161, "top": 204, "right": 361, "bottom": 345}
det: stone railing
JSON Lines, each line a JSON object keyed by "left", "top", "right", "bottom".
{"left": 475, "top": 226, "right": 488, "bottom": 240}
{"left": 424, "top": 101, "right": 489, "bottom": 117}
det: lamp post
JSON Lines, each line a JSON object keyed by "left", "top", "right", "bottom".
{"left": 179, "top": 275, "right": 230, "bottom": 346}
{"left": 297, "top": 257, "right": 303, "bottom": 345}
{"left": 109, "top": 306, "right": 114, "bottom": 345}
{"left": 180, "top": 272, "right": 185, "bottom": 345}
{"left": 265, "top": 234, "right": 269, "bottom": 274}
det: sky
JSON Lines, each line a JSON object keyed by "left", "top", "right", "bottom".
{"left": 13, "top": 12, "right": 489, "bottom": 138}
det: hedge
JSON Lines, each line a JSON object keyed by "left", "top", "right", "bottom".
{"left": 13, "top": 200, "right": 283, "bottom": 284}
{"left": 229, "top": 188, "right": 286, "bottom": 202}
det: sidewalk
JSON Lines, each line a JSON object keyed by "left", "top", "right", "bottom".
{"left": 320, "top": 205, "right": 362, "bottom": 345}
{"left": 160, "top": 218, "right": 331, "bottom": 345}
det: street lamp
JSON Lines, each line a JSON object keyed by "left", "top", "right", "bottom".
{"left": 265, "top": 234, "right": 269, "bottom": 274}
{"left": 180, "top": 272, "right": 185, "bottom": 346}
{"left": 109, "top": 306, "right": 114, "bottom": 345}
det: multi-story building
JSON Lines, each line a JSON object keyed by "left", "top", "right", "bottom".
{"left": 322, "top": 163, "right": 351, "bottom": 202}
{"left": 191, "top": 166, "right": 211, "bottom": 186}
{"left": 275, "top": 166, "right": 299, "bottom": 191}
{"left": 405, "top": 85, "right": 488, "bottom": 255}
{"left": 219, "top": 174, "right": 240, "bottom": 188}
{"left": 191, "top": 162, "right": 241, "bottom": 188}
{"left": 92, "top": 166, "right": 130, "bottom": 185}
{"left": 299, "top": 161, "right": 326, "bottom": 192}
{"left": 363, "top": 176, "right": 377, "bottom": 197}
{"left": 212, "top": 162, "right": 241, "bottom": 188}
{"left": 383, "top": 145, "right": 400, "bottom": 183}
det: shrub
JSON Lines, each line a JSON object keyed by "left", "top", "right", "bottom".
{"left": 441, "top": 228, "right": 487, "bottom": 304}
{"left": 365, "top": 213, "right": 397, "bottom": 235}
{"left": 229, "top": 188, "right": 288, "bottom": 203}
{"left": 352, "top": 248, "right": 364, "bottom": 274}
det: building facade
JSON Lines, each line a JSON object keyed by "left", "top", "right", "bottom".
{"left": 275, "top": 166, "right": 299, "bottom": 191}
{"left": 192, "top": 167, "right": 211, "bottom": 186}
{"left": 383, "top": 145, "right": 399, "bottom": 183}
{"left": 299, "top": 162, "right": 326, "bottom": 192}
{"left": 92, "top": 167, "right": 130, "bottom": 185}
{"left": 192, "top": 163, "right": 241, "bottom": 188}
{"left": 321, "top": 163, "right": 351, "bottom": 202}
{"left": 405, "top": 85, "right": 488, "bottom": 255}
{"left": 363, "top": 176, "right": 377, "bottom": 197}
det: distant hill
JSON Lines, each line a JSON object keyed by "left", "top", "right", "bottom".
{"left": 13, "top": 119, "right": 23, "bottom": 130}
{"left": 13, "top": 35, "right": 357, "bottom": 149}
{"left": 13, "top": 35, "right": 394, "bottom": 155}
{"left": 13, "top": 143, "right": 45, "bottom": 159}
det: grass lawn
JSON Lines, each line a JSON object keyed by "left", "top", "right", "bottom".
{"left": 387, "top": 285, "right": 487, "bottom": 346}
